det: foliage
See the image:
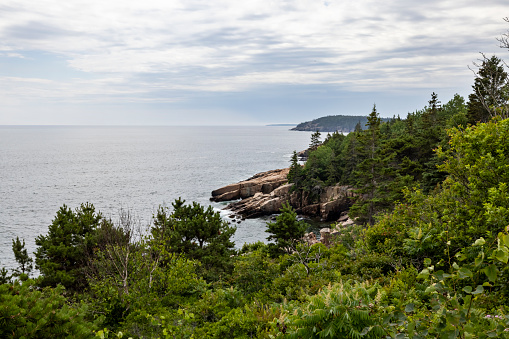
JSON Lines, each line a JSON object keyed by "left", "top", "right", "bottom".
{"left": 436, "top": 117, "right": 509, "bottom": 248}
{"left": 309, "top": 130, "right": 321, "bottom": 149}
{"left": 231, "top": 246, "right": 280, "bottom": 296}
{"left": 401, "top": 234, "right": 509, "bottom": 338}
{"left": 349, "top": 104, "right": 385, "bottom": 225}
{"left": 266, "top": 203, "right": 307, "bottom": 255}
{"left": 85, "top": 210, "right": 205, "bottom": 333}
{"left": 0, "top": 280, "right": 98, "bottom": 338}
{"left": 468, "top": 54, "right": 509, "bottom": 123}
{"left": 287, "top": 150, "right": 303, "bottom": 188}
{"left": 277, "top": 281, "right": 387, "bottom": 338}
{"left": 0, "top": 267, "right": 11, "bottom": 284}
{"left": 152, "top": 198, "right": 236, "bottom": 282}
{"left": 11, "top": 237, "right": 33, "bottom": 278}
{"left": 34, "top": 203, "right": 103, "bottom": 293}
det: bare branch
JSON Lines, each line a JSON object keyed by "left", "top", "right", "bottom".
{"left": 497, "top": 17, "right": 509, "bottom": 50}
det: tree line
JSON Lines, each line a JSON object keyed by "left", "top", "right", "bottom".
{"left": 288, "top": 53, "right": 509, "bottom": 226}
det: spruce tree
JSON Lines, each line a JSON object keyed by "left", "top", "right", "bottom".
{"left": 288, "top": 150, "right": 302, "bottom": 189}
{"left": 309, "top": 130, "right": 322, "bottom": 149}
{"left": 420, "top": 93, "right": 447, "bottom": 191}
{"left": 350, "top": 104, "right": 385, "bottom": 225}
{"left": 467, "top": 55, "right": 509, "bottom": 124}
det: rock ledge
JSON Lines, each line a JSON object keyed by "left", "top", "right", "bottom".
{"left": 211, "top": 168, "right": 354, "bottom": 221}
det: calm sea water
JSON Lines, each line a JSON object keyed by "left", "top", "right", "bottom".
{"left": 0, "top": 126, "right": 313, "bottom": 270}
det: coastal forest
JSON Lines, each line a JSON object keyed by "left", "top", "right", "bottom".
{"left": 291, "top": 115, "right": 391, "bottom": 133}
{"left": 3, "top": 31, "right": 509, "bottom": 339}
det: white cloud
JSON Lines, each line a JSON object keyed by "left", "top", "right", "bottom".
{"left": 0, "top": 0, "right": 507, "bottom": 119}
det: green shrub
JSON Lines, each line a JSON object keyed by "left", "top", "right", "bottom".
{"left": 0, "top": 280, "right": 98, "bottom": 338}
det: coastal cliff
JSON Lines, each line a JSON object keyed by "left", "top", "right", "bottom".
{"left": 211, "top": 168, "right": 354, "bottom": 221}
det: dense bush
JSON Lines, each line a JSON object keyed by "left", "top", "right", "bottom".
{"left": 0, "top": 280, "right": 98, "bottom": 338}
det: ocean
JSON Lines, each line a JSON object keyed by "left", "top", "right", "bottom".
{"left": 0, "top": 125, "right": 314, "bottom": 270}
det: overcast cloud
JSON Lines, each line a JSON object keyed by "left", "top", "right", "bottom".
{"left": 0, "top": 0, "right": 507, "bottom": 125}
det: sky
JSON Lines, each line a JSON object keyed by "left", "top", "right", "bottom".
{"left": 0, "top": 0, "right": 508, "bottom": 125}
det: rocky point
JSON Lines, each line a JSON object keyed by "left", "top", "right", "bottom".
{"left": 210, "top": 168, "right": 355, "bottom": 221}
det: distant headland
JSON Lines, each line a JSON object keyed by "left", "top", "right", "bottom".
{"left": 291, "top": 114, "right": 390, "bottom": 132}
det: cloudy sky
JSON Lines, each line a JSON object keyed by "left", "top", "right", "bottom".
{"left": 0, "top": 0, "right": 507, "bottom": 125}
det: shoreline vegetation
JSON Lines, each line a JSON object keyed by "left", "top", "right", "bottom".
{"left": 3, "top": 28, "right": 509, "bottom": 339}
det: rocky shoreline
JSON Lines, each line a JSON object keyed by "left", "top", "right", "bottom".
{"left": 210, "top": 168, "right": 355, "bottom": 222}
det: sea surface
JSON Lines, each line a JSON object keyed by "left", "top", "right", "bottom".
{"left": 0, "top": 125, "right": 315, "bottom": 270}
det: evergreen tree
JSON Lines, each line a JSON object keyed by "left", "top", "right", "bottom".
{"left": 420, "top": 92, "right": 448, "bottom": 191}
{"left": 0, "top": 280, "right": 97, "bottom": 337}
{"left": 152, "top": 198, "right": 236, "bottom": 281}
{"left": 0, "top": 267, "right": 11, "bottom": 284}
{"left": 11, "top": 237, "right": 33, "bottom": 278}
{"left": 467, "top": 55, "right": 509, "bottom": 124}
{"left": 309, "top": 130, "right": 322, "bottom": 149}
{"left": 266, "top": 202, "right": 307, "bottom": 255}
{"left": 287, "top": 150, "right": 303, "bottom": 189}
{"left": 35, "top": 203, "right": 102, "bottom": 292}
{"left": 340, "top": 131, "right": 361, "bottom": 185}
{"left": 354, "top": 121, "right": 362, "bottom": 132}
{"left": 350, "top": 104, "right": 384, "bottom": 225}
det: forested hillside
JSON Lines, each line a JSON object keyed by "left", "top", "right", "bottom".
{"left": 291, "top": 115, "right": 390, "bottom": 132}
{"left": 2, "top": 27, "right": 509, "bottom": 339}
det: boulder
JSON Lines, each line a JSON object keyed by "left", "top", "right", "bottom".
{"left": 210, "top": 168, "right": 289, "bottom": 202}
{"left": 211, "top": 183, "right": 241, "bottom": 201}
{"left": 337, "top": 212, "right": 349, "bottom": 222}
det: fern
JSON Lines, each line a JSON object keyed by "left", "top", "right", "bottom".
{"left": 280, "top": 281, "right": 386, "bottom": 338}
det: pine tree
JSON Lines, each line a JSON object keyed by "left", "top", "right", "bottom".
{"left": 0, "top": 267, "right": 11, "bottom": 284}
{"left": 266, "top": 202, "right": 307, "bottom": 255}
{"left": 35, "top": 203, "right": 102, "bottom": 292}
{"left": 11, "top": 237, "right": 33, "bottom": 278}
{"left": 152, "top": 198, "right": 236, "bottom": 281}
